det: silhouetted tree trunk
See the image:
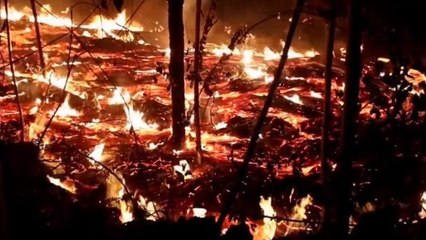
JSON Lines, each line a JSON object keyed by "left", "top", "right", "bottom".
{"left": 334, "top": 0, "right": 362, "bottom": 239}
{"left": 168, "top": 0, "right": 186, "bottom": 148}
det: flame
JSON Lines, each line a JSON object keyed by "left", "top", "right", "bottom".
{"left": 253, "top": 196, "right": 277, "bottom": 240}
{"left": 242, "top": 50, "right": 254, "bottom": 65}
{"left": 284, "top": 94, "right": 303, "bottom": 105}
{"left": 212, "top": 44, "right": 240, "bottom": 56}
{"left": 263, "top": 47, "right": 281, "bottom": 61}
{"left": 123, "top": 102, "right": 158, "bottom": 131}
{"left": 264, "top": 74, "right": 274, "bottom": 84}
{"left": 109, "top": 87, "right": 131, "bottom": 105}
{"left": 284, "top": 195, "right": 313, "bottom": 235}
{"left": 214, "top": 122, "right": 228, "bottom": 130}
{"left": 83, "top": 10, "right": 143, "bottom": 39}
{"left": 106, "top": 174, "right": 134, "bottom": 223}
{"left": 89, "top": 143, "right": 105, "bottom": 162}
{"left": 193, "top": 208, "right": 207, "bottom": 218}
{"left": 420, "top": 191, "right": 426, "bottom": 219}
{"left": 55, "top": 94, "right": 80, "bottom": 117}
{"left": 47, "top": 175, "right": 77, "bottom": 194}
{"left": 173, "top": 160, "right": 192, "bottom": 181}
{"left": 29, "top": 98, "right": 42, "bottom": 115}
{"left": 244, "top": 66, "right": 267, "bottom": 80}
{"left": 1, "top": 5, "right": 143, "bottom": 40}
{"left": 309, "top": 91, "right": 322, "bottom": 99}
{"left": 138, "top": 196, "right": 161, "bottom": 221}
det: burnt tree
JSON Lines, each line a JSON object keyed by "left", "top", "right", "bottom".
{"left": 168, "top": 0, "right": 186, "bottom": 148}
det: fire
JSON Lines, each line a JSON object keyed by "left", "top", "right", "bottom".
{"left": 88, "top": 143, "right": 105, "bottom": 162}
{"left": 29, "top": 98, "right": 42, "bottom": 115}
{"left": 138, "top": 196, "right": 161, "bottom": 221}
{"left": 263, "top": 47, "right": 281, "bottom": 61}
{"left": 106, "top": 174, "right": 134, "bottom": 223}
{"left": 244, "top": 67, "right": 267, "bottom": 80}
{"left": 1, "top": 5, "right": 143, "bottom": 40}
{"left": 123, "top": 102, "right": 158, "bottom": 131}
{"left": 309, "top": 91, "right": 322, "bottom": 99}
{"left": 47, "top": 175, "right": 77, "bottom": 194}
{"left": 284, "top": 94, "right": 303, "bottom": 105}
{"left": 214, "top": 122, "right": 228, "bottom": 130}
{"left": 118, "top": 188, "right": 134, "bottom": 223}
{"left": 212, "top": 44, "right": 240, "bottom": 56}
{"left": 283, "top": 194, "right": 313, "bottom": 235}
{"left": 253, "top": 196, "right": 277, "bottom": 240}
{"left": 83, "top": 10, "right": 143, "bottom": 39}
{"left": 420, "top": 191, "right": 426, "bottom": 219}
{"left": 242, "top": 50, "right": 254, "bottom": 65}
{"left": 193, "top": 208, "right": 207, "bottom": 218}
{"left": 109, "top": 87, "right": 131, "bottom": 105}
{"left": 173, "top": 160, "right": 192, "bottom": 181}
{"left": 55, "top": 94, "right": 80, "bottom": 117}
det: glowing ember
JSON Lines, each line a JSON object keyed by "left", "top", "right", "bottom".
{"left": 420, "top": 192, "right": 426, "bottom": 219}
{"left": 109, "top": 87, "right": 131, "bottom": 105}
{"left": 88, "top": 143, "right": 105, "bottom": 162}
{"left": 55, "top": 94, "right": 80, "bottom": 117}
{"left": 193, "top": 208, "right": 207, "bottom": 218}
{"left": 405, "top": 69, "right": 426, "bottom": 96}
{"left": 214, "top": 122, "right": 228, "bottom": 130}
{"left": 124, "top": 102, "right": 158, "bottom": 131}
{"left": 253, "top": 196, "right": 277, "bottom": 240}
{"left": 284, "top": 94, "right": 303, "bottom": 105}
{"left": 377, "top": 57, "right": 390, "bottom": 63}
{"left": 47, "top": 175, "right": 77, "bottom": 194}
{"left": 309, "top": 91, "right": 322, "bottom": 99}
{"left": 173, "top": 160, "right": 192, "bottom": 181}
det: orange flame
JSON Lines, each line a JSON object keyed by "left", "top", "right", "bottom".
{"left": 253, "top": 196, "right": 277, "bottom": 240}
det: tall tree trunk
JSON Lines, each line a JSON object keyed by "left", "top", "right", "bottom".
{"left": 168, "top": 0, "right": 186, "bottom": 149}
{"left": 321, "top": 0, "right": 336, "bottom": 237}
{"left": 335, "top": 0, "right": 362, "bottom": 239}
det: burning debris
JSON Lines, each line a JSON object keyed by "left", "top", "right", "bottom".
{"left": 0, "top": 1, "right": 426, "bottom": 239}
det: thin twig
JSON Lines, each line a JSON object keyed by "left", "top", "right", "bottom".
{"left": 193, "top": 0, "right": 203, "bottom": 165}
{"left": 3, "top": 0, "right": 25, "bottom": 142}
